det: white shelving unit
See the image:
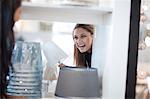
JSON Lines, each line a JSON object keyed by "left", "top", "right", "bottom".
{"left": 21, "top": 2, "right": 112, "bottom": 24}
{"left": 21, "top": 1, "right": 131, "bottom": 99}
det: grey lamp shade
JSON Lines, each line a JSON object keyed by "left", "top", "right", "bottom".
{"left": 55, "top": 67, "right": 100, "bottom": 98}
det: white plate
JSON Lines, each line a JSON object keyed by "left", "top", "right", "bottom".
{"left": 9, "top": 73, "right": 41, "bottom": 77}
{"left": 7, "top": 90, "right": 41, "bottom": 97}
{"left": 9, "top": 76, "right": 41, "bottom": 81}
{"left": 10, "top": 71, "right": 40, "bottom": 74}
{"left": 7, "top": 88, "right": 41, "bottom": 93}
{"left": 8, "top": 80, "right": 41, "bottom": 86}
{"left": 9, "top": 79, "right": 40, "bottom": 83}
{"left": 7, "top": 92, "right": 41, "bottom": 97}
{"left": 7, "top": 85, "right": 41, "bottom": 90}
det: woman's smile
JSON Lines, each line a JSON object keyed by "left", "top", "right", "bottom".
{"left": 77, "top": 44, "right": 86, "bottom": 50}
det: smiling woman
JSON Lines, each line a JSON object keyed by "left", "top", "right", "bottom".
{"left": 59, "top": 24, "right": 94, "bottom": 68}
{"left": 73, "top": 24, "right": 94, "bottom": 67}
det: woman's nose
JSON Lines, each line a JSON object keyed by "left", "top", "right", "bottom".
{"left": 76, "top": 38, "right": 82, "bottom": 44}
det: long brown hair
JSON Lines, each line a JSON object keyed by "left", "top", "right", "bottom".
{"left": 1, "top": 0, "right": 21, "bottom": 98}
{"left": 73, "top": 24, "right": 94, "bottom": 67}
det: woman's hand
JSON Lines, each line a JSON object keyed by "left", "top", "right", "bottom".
{"left": 137, "top": 71, "right": 148, "bottom": 85}
{"left": 58, "top": 63, "right": 66, "bottom": 67}
{"left": 137, "top": 71, "right": 148, "bottom": 79}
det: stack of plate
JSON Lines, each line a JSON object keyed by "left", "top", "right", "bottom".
{"left": 7, "top": 67, "right": 42, "bottom": 97}
{"left": 7, "top": 41, "right": 43, "bottom": 97}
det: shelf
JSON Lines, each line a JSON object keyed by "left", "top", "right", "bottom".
{"left": 21, "top": 2, "right": 113, "bottom": 24}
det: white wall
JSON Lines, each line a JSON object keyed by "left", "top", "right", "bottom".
{"left": 92, "top": 0, "right": 131, "bottom": 98}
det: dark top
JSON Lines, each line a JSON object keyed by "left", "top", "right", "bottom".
{"left": 84, "top": 52, "right": 92, "bottom": 68}
{"left": 61, "top": 52, "right": 92, "bottom": 69}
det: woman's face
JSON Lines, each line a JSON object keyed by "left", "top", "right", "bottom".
{"left": 73, "top": 27, "right": 93, "bottom": 53}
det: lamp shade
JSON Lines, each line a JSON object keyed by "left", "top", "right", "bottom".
{"left": 55, "top": 67, "right": 100, "bottom": 98}
{"left": 42, "top": 41, "right": 68, "bottom": 81}
{"left": 42, "top": 41, "right": 68, "bottom": 67}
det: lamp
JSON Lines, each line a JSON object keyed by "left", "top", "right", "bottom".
{"left": 42, "top": 41, "right": 68, "bottom": 68}
{"left": 42, "top": 41, "right": 68, "bottom": 97}
{"left": 42, "top": 41, "right": 68, "bottom": 80}
{"left": 55, "top": 67, "right": 100, "bottom": 98}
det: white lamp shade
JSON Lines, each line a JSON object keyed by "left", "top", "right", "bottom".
{"left": 42, "top": 41, "right": 68, "bottom": 67}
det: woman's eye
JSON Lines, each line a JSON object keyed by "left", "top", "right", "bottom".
{"left": 81, "top": 35, "right": 86, "bottom": 38}
{"left": 73, "top": 36, "right": 78, "bottom": 40}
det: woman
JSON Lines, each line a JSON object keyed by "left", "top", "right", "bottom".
{"left": 60, "top": 24, "right": 94, "bottom": 68}
{"left": 1, "top": 0, "right": 22, "bottom": 98}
